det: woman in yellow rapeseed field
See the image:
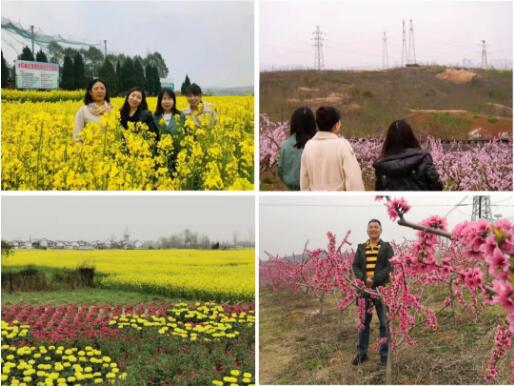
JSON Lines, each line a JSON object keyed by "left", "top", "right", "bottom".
{"left": 119, "top": 87, "right": 160, "bottom": 139}
{"left": 1, "top": 89, "right": 254, "bottom": 191}
{"left": 182, "top": 83, "right": 217, "bottom": 128}
{"left": 153, "top": 88, "right": 184, "bottom": 135}
{"left": 73, "top": 79, "right": 113, "bottom": 141}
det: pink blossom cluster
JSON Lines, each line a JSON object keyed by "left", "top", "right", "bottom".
{"left": 259, "top": 115, "right": 513, "bottom": 191}
{"left": 259, "top": 114, "right": 288, "bottom": 172}
{"left": 385, "top": 197, "right": 411, "bottom": 221}
{"left": 452, "top": 218, "right": 514, "bottom": 334}
{"left": 485, "top": 325, "right": 512, "bottom": 382}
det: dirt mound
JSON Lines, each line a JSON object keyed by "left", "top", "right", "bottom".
{"left": 305, "top": 92, "right": 352, "bottom": 105}
{"left": 298, "top": 86, "right": 320, "bottom": 93}
{"left": 486, "top": 103, "right": 513, "bottom": 117}
{"left": 436, "top": 68, "right": 478, "bottom": 84}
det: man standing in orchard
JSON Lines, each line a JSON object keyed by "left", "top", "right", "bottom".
{"left": 351, "top": 219, "right": 394, "bottom": 366}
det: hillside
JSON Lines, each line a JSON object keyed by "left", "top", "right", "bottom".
{"left": 260, "top": 66, "right": 512, "bottom": 139}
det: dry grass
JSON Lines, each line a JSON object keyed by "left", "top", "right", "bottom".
{"left": 260, "top": 287, "right": 511, "bottom": 385}
{"left": 260, "top": 66, "right": 512, "bottom": 139}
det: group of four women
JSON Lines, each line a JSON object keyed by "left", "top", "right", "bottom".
{"left": 73, "top": 79, "right": 215, "bottom": 142}
{"left": 278, "top": 106, "right": 443, "bottom": 191}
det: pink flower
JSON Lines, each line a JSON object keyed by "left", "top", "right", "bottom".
{"left": 492, "top": 280, "right": 514, "bottom": 313}
{"left": 485, "top": 247, "right": 510, "bottom": 279}
{"left": 386, "top": 198, "right": 411, "bottom": 221}
{"left": 463, "top": 267, "right": 483, "bottom": 292}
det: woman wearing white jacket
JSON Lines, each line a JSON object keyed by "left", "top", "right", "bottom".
{"left": 300, "top": 106, "right": 365, "bottom": 191}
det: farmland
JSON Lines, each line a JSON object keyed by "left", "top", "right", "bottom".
{"left": 259, "top": 67, "right": 512, "bottom": 191}
{"left": 1, "top": 91, "right": 254, "bottom": 191}
{"left": 2, "top": 249, "right": 255, "bottom": 385}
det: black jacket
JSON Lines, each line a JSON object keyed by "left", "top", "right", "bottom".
{"left": 352, "top": 240, "right": 394, "bottom": 288}
{"left": 373, "top": 148, "right": 443, "bottom": 191}
{"left": 121, "top": 109, "right": 160, "bottom": 140}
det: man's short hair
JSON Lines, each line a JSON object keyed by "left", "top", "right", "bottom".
{"left": 368, "top": 219, "right": 382, "bottom": 227}
{"left": 186, "top": 83, "right": 202, "bottom": 96}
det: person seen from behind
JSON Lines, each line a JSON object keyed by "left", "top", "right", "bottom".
{"left": 300, "top": 106, "right": 364, "bottom": 191}
{"left": 373, "top": 120, "right": 443, "bottom": 191}
{"left": 278, "top": 107, "right": 317, "bottom": 190}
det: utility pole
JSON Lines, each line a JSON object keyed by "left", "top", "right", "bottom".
{"left": 481, "top": 40, "right": 488, "bottom": 69}
{"left": 408, "top": 19, "right": 416, "bottom": 65}
{"left": 401, "top": 20, "right": 408, "bottom": 67}
{"left": 103, "top": 40, "right": 107, "bottom": 57}
{"left": 312, "top": 25, "right": 325, "bottom": 71}
{"left": 30, "top": 25, "right": 35, "bottom": 56}
{"left": 382, "top": 32, "right": 389, "bottom": 69}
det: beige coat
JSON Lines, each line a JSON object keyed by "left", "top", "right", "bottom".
{"left": 300, "top": 131, "right": 365, "bottom": 191}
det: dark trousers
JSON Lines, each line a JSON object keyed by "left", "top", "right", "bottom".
{"left": 356, "top": 296, "right": 389, "bottom": 357}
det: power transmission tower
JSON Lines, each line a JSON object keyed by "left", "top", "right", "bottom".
{"left": 312, "top": 25, "right": 325, "bottom": 71}
{"left": 408, "top": 19, "right": 416, "bottom": 65}
{"left": 401, "top": 20, "right": 408, "bottom": 67}
{"left": 471, "top": 196, "right": 493, "bottom": 222}
{"left": 481, "top": 40, "right": 488, "bottom": 68}
{"left": 382, "top": 32, "right": 389, "bottom": 69}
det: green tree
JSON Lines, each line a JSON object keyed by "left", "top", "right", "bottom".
{"left": 115, "top": 60, "right": 122, "bottom": 96}
{"left": 61, "top": 54, "right": 75, "bottom": 90}
{"left": 1, "top": 240, "right": 14, "bottom": 258}
{"left": 133, "top": 56, "right": 146, "bottom": 89}
{"left": 98, "top": 58, "right": 118, "bottom": 96}
{"left": 82, "top": 46, "right": 104, "bottom": 78}
{"left": 145, "top": 63, "right": 154, "bottom": 95}
{"left": 1, "top": 51, "right": 11, "bottom": 88}
{"left": 152, "top": 66, "right": 161, "bottom": 94}
{"left": 47, "top": 42, "right": 64, "bottom": 64}
{"left": 144, "top": 52, "right": 169, "bottom": 78}
{"left": 180, "top": 74, "right": 191, "bottom": 95}
{"left": 19, "top": 46, "right": 34, "bottom": 61}
{"left": 119, "top": 57, "right": 135, "bottom": 92}
{"left": 11, "top": 64, "right": 16, "bottom": 88}
{"left": 73, "top": 52, "right": 87, "bottom": 89}
{"left": 35, "top": 49, "right": 48, "bottom": 63}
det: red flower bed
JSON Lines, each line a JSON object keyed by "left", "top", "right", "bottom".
{"left": 2, "top": 302, "right": 255, "bottom": 341}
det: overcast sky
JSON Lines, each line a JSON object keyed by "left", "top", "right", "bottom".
{"left": 260, "top": 194, "right": 514, "bottom": 259}
{"left": 2, "top": 1, "right": 254, "bottom": 88}
{"left": 261, "top": 1, "right": 513, "bottom": 70}
{"left": 2, "top": 195, "right": 255, "bottom": 242}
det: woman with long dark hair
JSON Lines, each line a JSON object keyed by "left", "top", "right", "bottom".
{"left": 373, "top": 120, "right": 443, "bottom": 190}
{"left": 300, "top": 106, "right": 364, "bottom": 191}
{"left": 119, "top": 87, "right": 159, "bottom": 139}
{"left": 154, "top": 88, "right": 184, "bottom": 135}
{"left": 278, "top": 107, "right": 317, "bottom": 190}
{"left": 73, "top": 78, "right": 112, "bottom": 140}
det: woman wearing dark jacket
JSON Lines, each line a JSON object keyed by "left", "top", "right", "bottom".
{"left": 373, "top": 120, "right": 443, "bottom": 191}
{"left": 119, "top": 87, "right": 160, "bottom": 140}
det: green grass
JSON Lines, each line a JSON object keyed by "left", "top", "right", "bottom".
{"left": 430, "top": 112, "right": 472, "bottom": 128}
{"left": 1, "top": 288, "right": 187, "bottom": 305}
